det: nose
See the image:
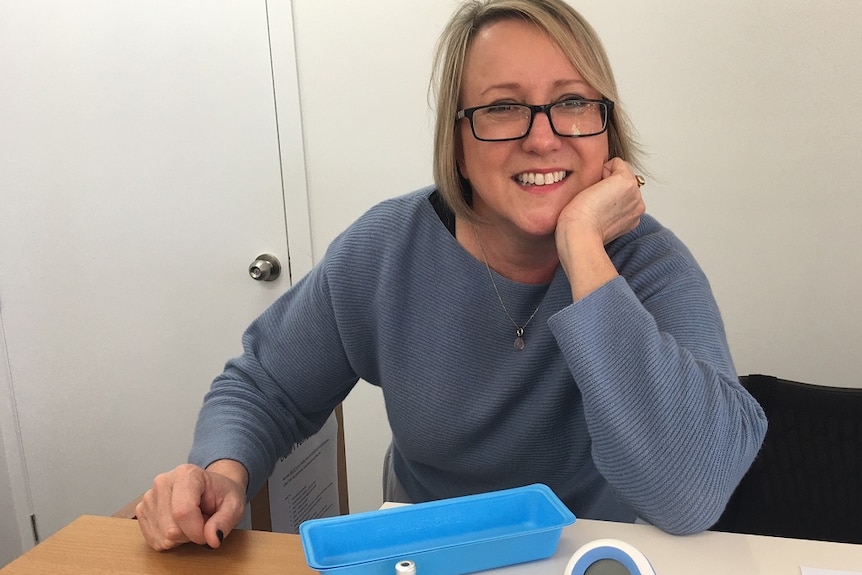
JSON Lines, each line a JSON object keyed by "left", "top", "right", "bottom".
{"left": 522, "top": 110, "right": 561, "bottom": 152}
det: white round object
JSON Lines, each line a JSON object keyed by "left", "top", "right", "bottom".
{"left": 394, "top": 559, "right": 417, "bottom": 575}
{"left": 563, "top": 538, "right": 657, "bottom": 575}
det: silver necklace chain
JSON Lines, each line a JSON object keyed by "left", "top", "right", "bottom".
{"left": 472, "top": 225, "right": 542, "bottom": 351}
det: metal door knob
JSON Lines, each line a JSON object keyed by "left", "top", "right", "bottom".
{"left": 249, "top": 254, "right": 281, "bottom": 281}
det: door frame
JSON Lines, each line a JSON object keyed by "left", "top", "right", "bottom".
{"left": 0, "top": 315, "right": 33, "bottom": 552}
{"left": 268, "top": 0, "right": 314, "bottom": 282}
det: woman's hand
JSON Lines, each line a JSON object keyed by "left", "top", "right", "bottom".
{"left": 555, "top": 157, "right": 645, "bottom": 300}
{"left": 136, "top": 460, "right": 248, "bottom": 551}
{"left": 557, "top": 157, "right": 645, "bottom": 248}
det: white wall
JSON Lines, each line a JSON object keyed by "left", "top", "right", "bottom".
{"left": 291, "top": 0, "right": 862, "bottom": 513}
{"left": 573, "top": 1, "right": 862, "bottom": 387}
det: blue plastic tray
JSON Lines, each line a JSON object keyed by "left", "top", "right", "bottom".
{"left": 299, "top": 483, "right": 575, "bottom": 575}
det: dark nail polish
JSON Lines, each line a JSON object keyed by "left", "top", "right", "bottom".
{"left": 216, "top": 529, "right": 224, "bottom": 543}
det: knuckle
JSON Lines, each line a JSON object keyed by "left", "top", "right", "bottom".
{"left": 139, "top": 488, "right": 157, "bottom": 510}
{"left": 171, "top": 500, "right": 198, "bottom": 523}
{"left": 154, "top": 538, "right": 176, "bottom": 552}
{"left": 152, "top": 472, "right": 173, "bottom": 490}
{"left": 164, "top": 524, "right": 185, "bottom": 543}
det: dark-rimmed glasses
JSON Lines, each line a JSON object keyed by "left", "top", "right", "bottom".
{"left": 456, "top": 98, "right": 613, "bottom": 142}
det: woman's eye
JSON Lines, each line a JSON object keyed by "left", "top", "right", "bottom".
{"left": 486, "top": 104, "right": 521, "bottom": 114}
{"left": 557, "top": 98, "right": 588, "bottom": 108}
{"left": 555, "top": 99, "right": 592, "bottom": 115}
{"left": 481, "top": 104, "right": 526, "bottom": 121}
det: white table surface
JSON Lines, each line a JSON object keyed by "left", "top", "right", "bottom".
{"left": 483, "top": 518, "right": 862, "bottom": 575}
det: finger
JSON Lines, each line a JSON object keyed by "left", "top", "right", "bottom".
{"left": 202, "top": 490, "right": 245, "bottom": 548}
{"left": 603, "top": 156, "right": 628, "bottom": 175}
{"left": 137, "top": 488, "right": 188, "bottom": 551}
{"left": 203, "top": 514, "right": 233, "bottom": 549}
{"left": 598, "top": 160, "right": 631, "bottom": 192}
{"left": 169, "top": 469, "right": 208, "bottom": 546}
{"left": 135, "top": 497, "right": 160, "bottom": 550}
{"left": 603, "top": 157, "right": 642, "bottom": 187}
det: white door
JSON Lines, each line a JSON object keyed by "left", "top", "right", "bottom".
{"left": 0, "top": 0, "right": 310, "bottom": 546}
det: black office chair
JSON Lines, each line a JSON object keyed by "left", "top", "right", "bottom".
{"left": 711, "top": 374, "right": 862, "bottom": 544}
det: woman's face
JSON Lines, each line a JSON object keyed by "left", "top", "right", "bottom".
{"left": 457, "top": 19, "right": 609, "bottom": 239}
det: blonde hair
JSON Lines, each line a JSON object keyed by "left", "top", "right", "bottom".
{"left": 431, "top": 0, "right": 644, "bottom": 221}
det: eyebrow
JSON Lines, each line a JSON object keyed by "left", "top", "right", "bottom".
{"left": 480, "top": 78, "right": 589, "bottom": 97}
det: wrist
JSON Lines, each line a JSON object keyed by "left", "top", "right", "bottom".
{"left": 206, "top": 459, "right": 249, "bottom": 493}
{"left": 557, "top": 229, "right": 618, "bottom": 301}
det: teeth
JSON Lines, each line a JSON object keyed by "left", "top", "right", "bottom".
{"left": 516, "top": 171, "right": 567, "bottom": 186}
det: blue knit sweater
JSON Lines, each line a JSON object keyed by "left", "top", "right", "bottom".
{"left": 189, "top": 187, "right": 766, "bottom": 535}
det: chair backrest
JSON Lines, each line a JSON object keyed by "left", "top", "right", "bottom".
{"left": 711, "top": 374, "right": 862, "bottom": 544}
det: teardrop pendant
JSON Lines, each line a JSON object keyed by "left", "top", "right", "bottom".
{"left": 513, "top": 328, "right": 526, "bottom": 351}
{"left": 473, "top": 225, "right": 543, "bottom": 353}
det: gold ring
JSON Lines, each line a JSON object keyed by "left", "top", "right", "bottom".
{"left": 635, "top": 175, "right": 645, "bottom": 188}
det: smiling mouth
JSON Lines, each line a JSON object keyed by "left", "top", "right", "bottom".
{"left": 515, "top": 171, "right": 568, "bottom": 186}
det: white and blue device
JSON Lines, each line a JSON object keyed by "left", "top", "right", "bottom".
{"left": 563, "top": 538, "right": 656, "bottom": 575}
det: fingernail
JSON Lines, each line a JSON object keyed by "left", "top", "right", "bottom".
{"left": 217, "top": 529, "right": 224, "bottom": 543}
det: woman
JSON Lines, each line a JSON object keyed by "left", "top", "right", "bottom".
{"left": 137, "top": 0, "right": 766, "bottom": 550}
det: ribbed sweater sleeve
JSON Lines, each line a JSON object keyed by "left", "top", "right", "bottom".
{"left": 549, "top": 273, "right": 764, "bottom": 534}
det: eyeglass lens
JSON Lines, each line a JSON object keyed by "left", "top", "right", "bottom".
{"left": 472, "top": 101, "right": 606, "bottom": 141}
